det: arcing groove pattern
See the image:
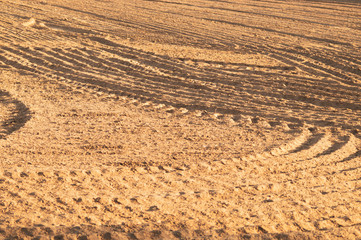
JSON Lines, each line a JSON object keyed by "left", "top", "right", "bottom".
{"left": 0, "top": 0, "right": 361, "bottom": 238}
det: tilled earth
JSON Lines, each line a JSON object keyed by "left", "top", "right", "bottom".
{"left": 0, "top": 0, "right": 361, "bottom": 239}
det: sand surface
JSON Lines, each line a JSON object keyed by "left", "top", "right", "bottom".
{"left": 0, "top": 0, "right": 361, "bottom": 239}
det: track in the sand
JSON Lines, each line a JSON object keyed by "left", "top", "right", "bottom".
{"left": 0, "top": 0, "right": 361, "bottom": 131}
{"left": 0, "top": 89, "right": 31, "bottom": 139}
{"left": 0, "top": 0, "right": 361, "bottom": 239}
{"left": 1, "top": 126, "right": 361, "bottom": 238}
{"left": 1, "top": 38, "right": 361, "bottom": 129}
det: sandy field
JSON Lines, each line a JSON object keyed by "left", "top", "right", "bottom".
{"left": 0, "top": 0, "right": 361, "bottom": 239}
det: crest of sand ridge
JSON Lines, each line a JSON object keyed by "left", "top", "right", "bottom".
{"left": 0, "top": 0, "right": 361, "bottom": 239}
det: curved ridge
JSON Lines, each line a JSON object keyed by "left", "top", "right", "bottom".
{"left": 0, "top": 89, "right": 31, "bottom": 139}
{"left": 1, "top": 40, "right": 360, "bottom": 131}
{"left": 0, "top": 0, "right": 361, "bottom": 238}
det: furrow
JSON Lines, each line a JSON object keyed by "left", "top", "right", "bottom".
{"left": 241, "top": 127, "right": 311, "bottom": 160}
{"left": 0, "top": 89, "right": 31, "bottom": 139}
{"left": 292, "top": 134, "right": 361, "bottom": 176}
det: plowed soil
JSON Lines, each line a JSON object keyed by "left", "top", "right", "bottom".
{"left": 0, "top": 0, "right": 361, "bottom": 239}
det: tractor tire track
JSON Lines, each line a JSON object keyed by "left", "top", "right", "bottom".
{"left": 0, "top": 89, "right": 31, "bottom": 139}
{"left": 1, "top": 0, "right": 361, "bottom": 239}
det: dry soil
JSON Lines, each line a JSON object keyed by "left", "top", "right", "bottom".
{"left": 0, "top": 0, "right": 361, "bottom": 239}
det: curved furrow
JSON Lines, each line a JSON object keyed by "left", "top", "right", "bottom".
{"left": 3, "top": 54, "right": 324, "bottom": 125}
{"left": 0, "top": 48, "right": 329, "bottom": 117}
{"left": 336, "top": 149, "right": 361, "bottom": 165}
{"left": 1, "top": 49, "right": 254, "bottom": 120}
{"left": 312, "top": 50, "right": 361, "bottom": 78}
{"left": 242, "top": 127, "right": 311, "bottom": 160}
{"left": 39, "top": 44, "right": 361, "bottom": 107}
{"left": 2, "top": 42, "right": 361, "bottom": 131}
{"left": 0, "top": 52, "right": 230, "bottom": 116}
{"left": 0, "top": 138, "right": 359, "bottom": 237}
{"left": 268, "top": 51, "right": 361, "bottom": 89}
{"left": 337, "top": 51, "right": 361, "bottom": 67}
{"left": 46, "top": 3, "right": 231, "bottom": 50}
{"left": 28, "top": 2, "right": 360, "bottom": 94}
{"left": 205, "top": 61, "right": 361, "bottom": 101}
{"left": 240, "top": 129, "right": 361, "bottom": 185}
{"left": 278, "top": 48, "right": 361, "bottom": 82}
{"left": 208, "top": 66, "right": 361, "bottom": 108}
{"left": 241, "top": 128, "right": 329, "bottom": 167}
{"left": 124, "top": 4, "right": 361, "bottom": 94}
{"left": 269, "top": 51, "right": 360, "bottom": 87}
{"left": 148, "top": 6, "right": 361, "bottom": 87}
{"left": 1, "top": 0, "right": 361, "bottom": 238}
{"left": 284, "top": 134, "right": 361, "bottom": 177}
{"left": 282, "top": 131, "right": 333, "bottom": 160}
{"left": 1, "top": 46, "right": 249, "bottom": 110}
{"left": 138, "top": 1, "right": 351, "bottom": 46}
{"left": 0, "top": 89, "right": 31, "bottom": 139}
{"left": 2, "top": 33, "right": 360, "bottom": 135}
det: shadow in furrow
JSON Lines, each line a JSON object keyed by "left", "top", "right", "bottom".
{"left": 313, "top": 135, "right": 350, "bottom": 158}
{"left": 286, "top": 132, "right": 325, "bottom": 155}
{"left": 337, "top": 149, "right": 361, "bottom": 164}
{"left": 0, "top": 89, "right": 31, "bottom": 139}
{"left": 2, "top": 43, "right": 361, "bottom": 131}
